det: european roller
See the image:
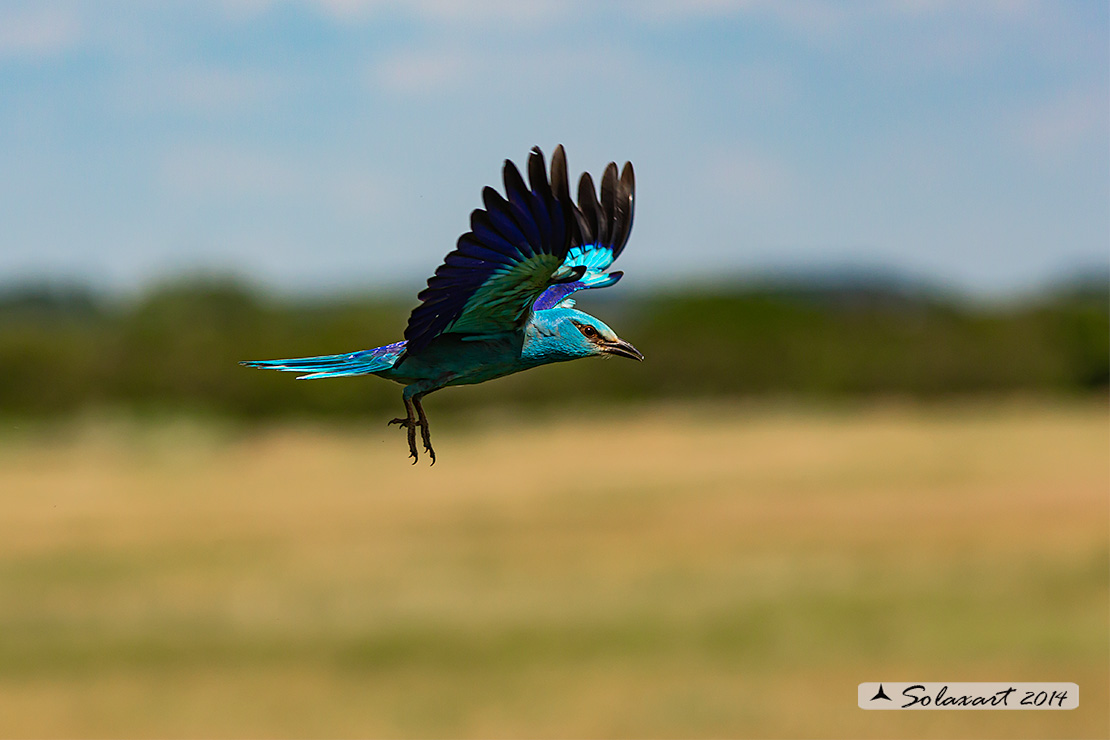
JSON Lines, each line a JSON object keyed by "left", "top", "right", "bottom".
{"left": 241, "top": 146, "right": 641, "bottom": 463}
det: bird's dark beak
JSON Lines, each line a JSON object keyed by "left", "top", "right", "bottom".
{"left": 602, "top": 337, "right": 644, "bottom": 362}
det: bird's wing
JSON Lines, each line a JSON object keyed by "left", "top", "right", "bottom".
{"left": 533, "top": 156, "right": 635, "bottom": 311}
{"left": 403, "top": 146, "right": 581, "bottom": 354}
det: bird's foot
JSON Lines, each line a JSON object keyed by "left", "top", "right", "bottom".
{"left": 389, "top": 394, "right": 435, "bottom": 465}
{"left": 411, "top": 395, "right": 435, "bottom": 465}
{"left": 387, "top": 417, "right": 420, "bottom": 463}
{"left": 420, "top": 424, "right": 435, "bottom": 465}
{"left": 388, "top": 417, "right": 434, "bottom": 464}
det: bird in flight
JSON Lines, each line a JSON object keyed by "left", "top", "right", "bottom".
{"left": 241, "top": 146, "right": 641, "bottom": 464}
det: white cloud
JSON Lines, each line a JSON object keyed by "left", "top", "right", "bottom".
{"left": 310, "top": 0, "right": 381, "bottom": 22}
{"left": 1014, "top": 88, "right": 1109, "bottom": 163}
{"left": 636, "top": 0, "right": 1066, "bottom": 78}
{"left": 635, "top": 0, "right": 757, "bottom": 22}
{"left": 0, "top": 5, "right": 81, "bottom": 59}
{"left": 702, "top": 145, "right": 798, "bottom": 213}
{"left": 637, "top": 0, "right": 1050, "bottom": 28}
{"left": 163, "top": 147, "right": 295, "bottom": 199}
{"left": 108, "top": 64, "right": 292, "bottom": 119}
{"left": 365, "top": 39, "right": 636, "bottom": 99}
{"left": 170, "top": 66, "right": 288, "bottom": 113}
{"left": 310, "top": 0, "right": 564, "bottom": 29}
{"left": 213, "top": 0, "right": 282, "bottom": 23}
{"left": 369, "top": 47, "right": 474, "bottom": 96}
{"left": 160, "top": 145, "right": 392, "bottom": 220}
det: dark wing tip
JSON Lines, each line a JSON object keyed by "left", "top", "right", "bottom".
{"left": 599, "top": 162, "right": 619, "bottom": 247}
{"left": 527, "top": 146, "right": 552, "bottom": 200}
{"left": 570, "top": 156, "right": 637, "bottom": 259}
{"left": 502, "top": 157, "right": 529, "bottom": 202}
{"left": 577, "top": 171, "right": 600, "bottom": 245}
{"left": 620, "top": 161, "right": 635, "bottom": 202}
{"left": 616, "top": 161, "right": 635, "bottom": 253}
{"left": 551, "top": 145, "right": 570, "bottom": 203}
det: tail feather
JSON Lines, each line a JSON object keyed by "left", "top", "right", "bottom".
{"left": 240, "top": 340, "right": 405, "bottom": 379}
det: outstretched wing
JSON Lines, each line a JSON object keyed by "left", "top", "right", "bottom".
{"left": 533, "top": 156, "right": 635, "bottom": 311}
{"left": 403, "top": 146, "right": 581, "bottom": 354}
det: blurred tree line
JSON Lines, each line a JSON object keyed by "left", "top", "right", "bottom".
{"left": 0, "top": 275, "right": 1105, "bottom": 420}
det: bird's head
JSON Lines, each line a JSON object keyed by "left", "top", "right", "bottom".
{"left": 531, "top": 307, "right": 644, "bottom": 362}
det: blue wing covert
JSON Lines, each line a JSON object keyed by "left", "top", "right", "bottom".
{"left": 533, "top": 156, "right": 635, "bottom": 311}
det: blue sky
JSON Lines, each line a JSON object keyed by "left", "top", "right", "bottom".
{"left": 1, "top": 1, "right": 1106, "bottom": 296}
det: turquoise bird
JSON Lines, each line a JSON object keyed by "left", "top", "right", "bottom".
{"left": 241, "top": 146, "right": 641, "bottom": 463}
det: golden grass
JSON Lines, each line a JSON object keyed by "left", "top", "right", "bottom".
{"left": 0, "top": 401, "right": 1106, "bottom": 738}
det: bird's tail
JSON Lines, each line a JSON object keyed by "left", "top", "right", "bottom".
{"left": 240, "top": 340, "right": 406, "bottom": 379}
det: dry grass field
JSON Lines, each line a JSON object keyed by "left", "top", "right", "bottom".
{"left": 0, "top": 401, "right": 1106, "bottom": 738}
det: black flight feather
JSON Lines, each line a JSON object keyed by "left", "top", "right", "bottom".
{"left": 403, "top": 147, "right": 574, "bottom": 354}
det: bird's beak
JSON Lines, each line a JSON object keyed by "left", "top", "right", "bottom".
{"left": 601, "top": 337, "right": 644, "bottom": 362}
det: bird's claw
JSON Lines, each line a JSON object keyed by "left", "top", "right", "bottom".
{"left": 387, "top": 415, "right": 434, "bottom": 464}
{"left": 419, "top": 422, "right": 435, "bottom": 465}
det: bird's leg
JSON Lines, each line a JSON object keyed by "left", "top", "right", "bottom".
{"left": 412, "top": 393, "right": 435, "bottom": 465}
{"left": 387, "top": 395, "right": 420, "bottom": 463}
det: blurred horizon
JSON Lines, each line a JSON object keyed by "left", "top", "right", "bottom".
{"left": 1, "top": 1, "right": 1107, "bottom": 298}
{"left": 1, "top": 271, "right": 1105, "bottom": 424}
{"left": 2, "top": 258, "right": 1109, "bottom": 305}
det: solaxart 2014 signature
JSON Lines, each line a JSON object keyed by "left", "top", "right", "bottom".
{"left": 900, "top": 684, "right": 1070, "bottom": 709}
{"left": 858, "top": 682, "right": 1078, "bottom": 710}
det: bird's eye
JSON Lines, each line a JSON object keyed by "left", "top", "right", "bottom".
{"left": 581, "top": 325, "right": 598, "bottom": 339}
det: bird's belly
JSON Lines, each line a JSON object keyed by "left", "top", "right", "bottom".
{"left": 444, "top": 361, "right": 530, "bottom": 387}
{"left": 377, "top": 333, "right": 536, "bottom": 388}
